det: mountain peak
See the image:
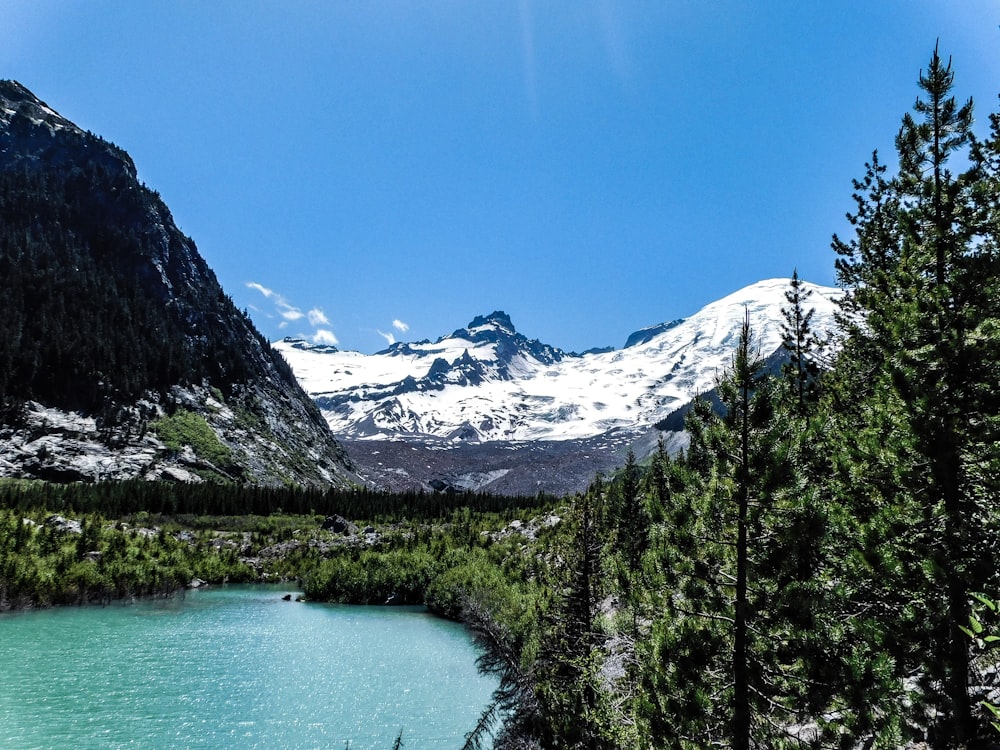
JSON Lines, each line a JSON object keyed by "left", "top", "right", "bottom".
{"left": 0, "top": 80, "right": 74, "bottom": 132}
{"left": 467, "top": 311, "right": 515, "bottom": 333}
{"left": 278, "top": 278, "right": 841, "bottom": 447}
{"left": 0, "top": 80, "right": 42, "bottom": 107}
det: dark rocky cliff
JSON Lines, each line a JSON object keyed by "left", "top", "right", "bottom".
{"left": 0, "top": 80, "right": 358, "bottom": 487}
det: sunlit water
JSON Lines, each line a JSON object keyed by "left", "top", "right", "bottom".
{"left": 0, "top": 585, "right": 495, "bottom": 749}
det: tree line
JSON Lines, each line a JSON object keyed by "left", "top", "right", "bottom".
{"left": 0, "top": 478, "right": 552, "bottom": 522}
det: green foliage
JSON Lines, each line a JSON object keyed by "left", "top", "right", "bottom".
{"left": 425, "top": 548, "right": 518, "bottom": 621}
{"left": 0, "top": 507, "right": 255, "bottom": 607}
{"left": 151, "top": 409, "right": 233, "bottom": 469}
{"left": 827, "top": 43, "right": 1000, "bottom": 747}
{"left": 303, "top": 548, "right": 438, "bottom": 605}
{"left": 962, "top": 595, "right": 1000, "bottom": 734}
{"left": 780, "top": 268, "right": 824, "bottom": 414}
{"left": 637, "top": 312, "right": 837, "bottom": 748}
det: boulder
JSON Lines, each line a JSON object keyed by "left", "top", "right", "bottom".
{"left": 45, "top": 514, "right": 82, "bottom": 534}
{"left": 321, "top": 515, "right": 357, "bottom": 535}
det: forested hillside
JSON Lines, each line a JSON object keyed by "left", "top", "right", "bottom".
{"left": 0, "top": 80, "right": 356, "bottom": 486}
{"left": 0, "top": 152, "right": 267, "bottom": 413}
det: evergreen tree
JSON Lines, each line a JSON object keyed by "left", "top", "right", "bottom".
{"left": 642, "top": 311, "right": 829, "bottom": 747}
{"left": 645, "top": 436, "right": 671, "bottom": 522}
{"left": 608, "top": 448, "right": 650, "bottom": 639}
{"left": 780, "top": 269, "right": 822, "bottom": 415}
{"left": 828, "top": 45, "right": 1000, "bottom": 747}
{"left": 534, "top": 486, "right": 609, "bottom": 748}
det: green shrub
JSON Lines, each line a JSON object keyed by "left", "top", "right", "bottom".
{"left": 151, "top": 409, "right": 232, "bottom": 468}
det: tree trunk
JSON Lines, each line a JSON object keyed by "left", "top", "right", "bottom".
{"left": 733, "top": 365, "right": 751, "bottom": 750}
{"left": 940, "top": 430, "right": 977, "bottom": 747}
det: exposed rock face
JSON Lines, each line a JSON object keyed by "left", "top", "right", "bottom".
{"left": 339, "top": 429, "right": 646, "bottom": 496}
{"left": 0, "top": 386, "right": 357, "bottom": 486}
{"left": 0, "top": 80, "right": 359, "bottom": 487}
{"left": 45, "top": 514, "right": 82, "bottom": 534}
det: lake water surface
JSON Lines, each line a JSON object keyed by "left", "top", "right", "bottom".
{"left": 0, "top": 585, "right": 495, "bottom": 749}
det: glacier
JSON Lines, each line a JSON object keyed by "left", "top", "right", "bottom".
{"left": 274, "top": 278, "right": 841, "bottom": 445}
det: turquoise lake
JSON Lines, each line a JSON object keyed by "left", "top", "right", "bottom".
{"left": 0, "top": 585, "right": 496, "bottom": 749}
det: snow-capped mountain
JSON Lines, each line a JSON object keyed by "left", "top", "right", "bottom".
{"left": 274, "top": 278, "right": 841, "bottom": 447}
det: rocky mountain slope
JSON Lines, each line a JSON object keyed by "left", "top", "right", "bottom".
{"left": 275, "top": 278, "right": 841, "bottom": 494}
{"left": 0, "top": 80, "right": 358, "bottom": 487}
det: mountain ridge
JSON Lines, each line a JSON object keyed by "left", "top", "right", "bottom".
{"left": 275, "top": 277, "right": 841, "bottom": 446}
{"left": 274, "top": 277, "right": 840, "bottom": 494}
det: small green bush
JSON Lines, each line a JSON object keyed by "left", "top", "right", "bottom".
{"left": 151, "top": 409, "right": 232, "bottom": 468}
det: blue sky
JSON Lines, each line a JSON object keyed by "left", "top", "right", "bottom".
{"left": 4, "top": 2, "right": 1000, "bottom": 353}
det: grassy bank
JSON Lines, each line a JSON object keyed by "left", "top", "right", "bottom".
{"left": 0, "top": 488, "right": 560, "bottom": 620}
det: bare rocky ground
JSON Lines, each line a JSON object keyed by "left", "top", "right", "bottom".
{"left": 343, "top": 426, "right": 687, "bottom": 496}
{"left": 0, "top": 384, "right": 360, "bottom": 487}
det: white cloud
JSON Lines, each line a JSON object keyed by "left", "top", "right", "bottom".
{"left": 377, "top": 330, "right": 396, "bottom": 346}
{"left": 247, "top": 281, "right": 303, "bottom": 320}
{"left": 392, "top": 319, "right": 409, "bottom": 333}
{"left": 277, "top": 303, "right": 304, "bottom": 321}
{"left": 246, "top": 281, "right": 276, "bottom": 299}
{"left": 308, "top": 307, "right": 331, "bottom": 326}
{"left": 312, "top": 329, "right": 339, "bottom": 346}
{"left": 247, "top": 281, "right": 339, "bottom": 340}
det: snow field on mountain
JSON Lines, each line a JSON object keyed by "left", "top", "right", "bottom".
{"left": 274, "top": 279, "right": 841, "bottom": 443}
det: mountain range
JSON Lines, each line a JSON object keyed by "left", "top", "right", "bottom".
{"left": 275, "top": 278, "right": 841, "bottom": 494}
{"left": 0, "top": 80, "right": 843, "bottom": 497}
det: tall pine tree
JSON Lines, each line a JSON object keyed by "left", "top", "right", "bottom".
{"left": 829, "top": 44, "right": 1000, "bottom": 747}
{"left": 642, "top": 311, "right": 831, "bottom": 747}
{"left": 780, "top": 270, "right": 822, "bottom": 415}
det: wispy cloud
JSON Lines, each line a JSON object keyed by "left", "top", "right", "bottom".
{"left": 312, "top": 329, "right": 339, "bottom": 346}
{"left": 247, "top": 281, "right": 337, "bottom": 342}
{"left": 246, "top": 281, "right": 276, "bottom": 299}
{"left": 392, "top": 319, "right": 409, "bottom": 333}
{"left": 308, "top": 307, "right": 330, "bottom": 326}
{"left": 248, "top": 280, "right": 303, "bottom": 320}
{"left": 377, "top": 330, "right": 396, "bottom": 346}
{"left": 277, "top": 303, "right": 304, "bottom": 322}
